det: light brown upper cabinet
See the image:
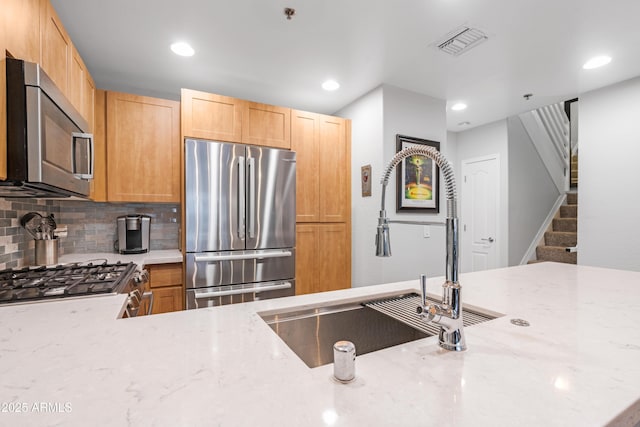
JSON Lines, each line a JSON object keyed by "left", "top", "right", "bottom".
{"left": 0, "top": 7, "right": 6, "bottom": 181}
{"left": 291, "top": 111, "right": 350, "bottom": 223}
{"left": 181, "top": 89, "right": 291, "bottom": 149}
{"left": 68, "top": 44, "right": 95, "bottom": 131}
{"left": 241, "top": 102, "right": 291, "bottom": 149}
{"left": 1, "top": 0, "right": 41, "bottom": 180}
{"left": 106, "top": 91, "right": 180, "bottom": 203}
{"left": 4, "top": 0, "right": 40, "bottom": 63}
{"left": 90, "top": 90, "right": 107, "bottom": 202}
{"left": 40, "top": 0, "right": 72, "bottom": 95}
{"left": 181, "top": 89, "right": 242, "bottom": 142}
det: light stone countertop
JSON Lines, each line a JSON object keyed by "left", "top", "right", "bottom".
{"left": 57, "top": 249, "right": 183, "bottom": 268}
{"left": 0, "top": 262, "right": 639, "bottom": 426}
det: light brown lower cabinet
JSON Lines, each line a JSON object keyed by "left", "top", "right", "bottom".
{"left": 295, "top": 223, "right": 350, "bottom": 295}
{"left": 138, "top": 263, "right": 184, "bottom": 315}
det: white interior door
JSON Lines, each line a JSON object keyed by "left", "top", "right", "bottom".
{"left": 461, "top": 155, "right": 500, "bottom": 273}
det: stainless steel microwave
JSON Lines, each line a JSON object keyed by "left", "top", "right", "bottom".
{"left": 1, "top": 58, "right": 94, "bottom": 198}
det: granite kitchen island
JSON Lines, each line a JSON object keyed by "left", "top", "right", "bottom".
{"left": 0, "top": 262, "right": 639, "bottom": 426}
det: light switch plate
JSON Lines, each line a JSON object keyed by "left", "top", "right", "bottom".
{"left": 423, "top": 226, "right": 430, "bottom": 238}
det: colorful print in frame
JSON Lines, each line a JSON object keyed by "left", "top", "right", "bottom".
{"left": 396, "top": 134, "right": 440, "bottom": 213}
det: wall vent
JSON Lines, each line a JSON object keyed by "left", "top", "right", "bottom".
{"left": 436, "top": 26, "right": 488, "bottom": 56}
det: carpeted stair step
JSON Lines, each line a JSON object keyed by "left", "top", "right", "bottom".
{"left": 544, "top": 231, "right": 577, "bottom": 247}
{"left": 553, "top": 218, "right": 577, "bottom": 232}
{"left": 560, "top": 205, "right": 577, "bottom": 218}
{"left": 536, "top": 246, "right": 577, "bottom": 264}
{"left": 567, "top": 193, "right": 578, "bottom": 205}
{"left": 527, "top": 259, "right": 546, "bottom": 264}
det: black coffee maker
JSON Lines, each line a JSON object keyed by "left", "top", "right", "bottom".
{"left": 116, "top": 215, "right": 151, "bottom": 254}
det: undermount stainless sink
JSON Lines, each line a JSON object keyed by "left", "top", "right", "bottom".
{"left": 259, "top": 291, "right": 500, "bottom": 368}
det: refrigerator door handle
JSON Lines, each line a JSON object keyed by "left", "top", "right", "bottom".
{"left": 248, "top": 156, "right": 256, "bottom": 239}
{"left": 194, "top": 281, "right": 292, "bottom": 298}
{"left": 237, "top": 156, "right": 246, "bottom": 239}
{"left": 193, "top": 250, "right": 292, "bottom": 263}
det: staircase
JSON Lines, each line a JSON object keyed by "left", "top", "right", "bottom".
{"left": 534, "top": 193, "right": 578, "bottom": 264}
{"left": 571, "top": 154, "right": 578, "bottom": 186}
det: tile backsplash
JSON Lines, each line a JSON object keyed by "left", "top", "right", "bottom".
{"left": 0, "top": 198, "right": 180, "bottom": 270}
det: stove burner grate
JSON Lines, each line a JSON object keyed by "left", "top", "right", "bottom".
{"left": 0, "top": 262, "right": 137, "bottom": 304}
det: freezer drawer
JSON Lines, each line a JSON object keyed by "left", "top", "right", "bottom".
{"left": 185, "top": 249, "right": 295, "bottom": 289}
{"left": 186, "top": 280, "right": 295, "bottom": 309}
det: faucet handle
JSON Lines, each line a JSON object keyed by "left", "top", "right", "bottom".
{"left": 417, "top": 274, "right": 433, "bottom": 320}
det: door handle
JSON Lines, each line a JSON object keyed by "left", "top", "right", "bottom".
{"left": 237, "top": 156, "right": 245, "bottom": 239}
{"left": 193, "top": 250, "right": 292, "bottom": 262}
{"left": 194, "top": 281, "right": 292, "bottom": 298}
{"left": 481, "top": 237, "right": 495, "bottom": 243}
{"left": 248, "top": 157, "right": 256, "bottom": 239}
{"left": 71, "top": 132, "right": 94, "bottom": 180}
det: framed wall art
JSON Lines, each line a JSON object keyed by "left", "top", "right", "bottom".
{"left": 395, "top": 134, "right": 440, "bottom": 213}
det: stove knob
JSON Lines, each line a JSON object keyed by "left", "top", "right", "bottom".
{"left": 134, "top": 269, "right": 149, "bottom": 284}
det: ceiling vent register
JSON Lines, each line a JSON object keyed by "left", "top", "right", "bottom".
{"left": 436, "top": 26, "right": 488, "bottom": 56}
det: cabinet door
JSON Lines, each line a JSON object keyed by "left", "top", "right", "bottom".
{"left": 150, "top": 287, "right": 184, "bottom": 314}
{"left": 317, "top": 223, "right": 350, "bottom": 292}
{"left": 40, "top": 0, "right": 72, "bottom": 95}
{"left": 4, "top": 0, "right": 40, "bottom": 63}
{"left": 291, "top": 110, "right": 320, "bottom": 222}
{"left": 68, "top": 45, "right": 86, "bottom": 120}
{"left": 106, "top": 92, "right": 181, "bottom": 202}
{"left": 181, "top": 89, "right": 242, "bottom": 142}
{"left": 83, "top": 71, "right": 96, "bottom": 131}
{"left": 242, "top": 102, "right": 291, "bottom": 149}
{"left": 148, "top": 263, "right": 183, "bottom": 288}
{"left": 295, "top": 224, "right": 319, "bottom": 295}
{"left": 68, "top": 44, "right": 95, "bottom": 130}
{"left": 0, "top": 6, "right": 6, "bottom": 180}
{"left": 296, "top": 223, "right": 351, "bottom": 295}
{"left": 319, "top": 116, "right": 349, "bottom": 222}
{"left": 90, "top": 90, "right": 107, "bottom": 201}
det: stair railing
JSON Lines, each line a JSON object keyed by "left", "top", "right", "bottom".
{"left": 518, "top": 102, "right": 570, "bottom": 193}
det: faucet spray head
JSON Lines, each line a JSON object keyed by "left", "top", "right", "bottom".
{"left": 375, "top": 211, "right": 391, "bottom": 257}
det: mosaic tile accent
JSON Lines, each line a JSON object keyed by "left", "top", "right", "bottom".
{"left": 0, "top": 198, "right": 180, "bottom": 270}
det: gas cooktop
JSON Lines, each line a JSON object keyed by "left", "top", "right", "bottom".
{"left": 0, "top": 262, "right": 138, "bottom": 304}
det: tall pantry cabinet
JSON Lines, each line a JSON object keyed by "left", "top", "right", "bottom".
{"left": 291, "top": 110, "right": 351, "bottom": 294}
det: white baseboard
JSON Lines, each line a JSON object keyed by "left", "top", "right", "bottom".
{"left": 519, "top": 193, "right": 567, "bottom": 265}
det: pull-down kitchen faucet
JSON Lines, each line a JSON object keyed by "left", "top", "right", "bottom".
{"left": 375, "top": 146, "right": 466, "bottom": 351}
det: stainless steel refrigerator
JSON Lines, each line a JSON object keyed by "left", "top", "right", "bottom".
{"left": 184, "top": 138, "right": 296, "bottom": 309}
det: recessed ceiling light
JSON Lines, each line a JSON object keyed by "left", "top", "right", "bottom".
{"left": 170, "top": 42, "right": 195, "bottom": 57}
{"left": 451, "top": 103, "right": 467, "bottom": 111}
{"left": 322, "top": 80, "right": 340, "bottom": 91}
{"left": 583, "top": 55, "right": 611, "bottom": 70}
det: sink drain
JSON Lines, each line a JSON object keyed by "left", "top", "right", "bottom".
{"left": 510, "top": 318, "right": 530, "bottom": 327}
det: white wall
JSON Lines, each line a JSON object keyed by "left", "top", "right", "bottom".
{"left": 380, "top": 85, "right": 450, "bottom": 284}
{"left": 507, "top": 116, "right": 560, "bottom": 265}
{"left": 454, "top": 119, "right": 509, "bottom": 269}
{"left": 335, "top": 86, "right": 385, "bottom": 287}
{"left": 336, "top": 84, "right": 449, "bottom": 287}
{"left": 578, "top": 76, "right": 640, "bottom": 271}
